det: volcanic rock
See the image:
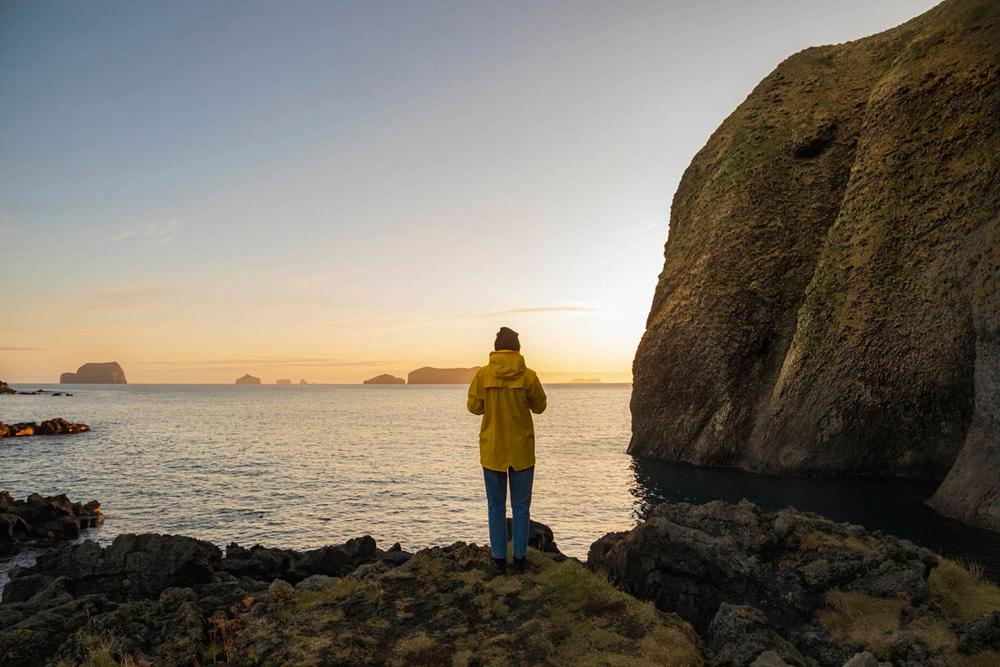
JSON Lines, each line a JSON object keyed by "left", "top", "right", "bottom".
{"left": 0, "top": 418, "right": 90, "bottom": 439}
{"left": 0, "top": 492, "right": 103, "bottom": 554}
{"left": 588, "top": 500, "right": 998, "bottom": 665}
{"left": 628, "top": 0, "right": 1000, "bottom": 530}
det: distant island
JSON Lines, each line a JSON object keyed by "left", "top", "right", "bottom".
{"left": 59, "top": 362, "right": 127, "bottom": 384}
{"left": 363, "top": 374, "right": 406, "bottom": 385}
{"left": 571, "top": 378, "right": 602, "bottom": 384}
{"left": 299, "top": 379, "right": 310, "bottom": 385}
{"left": 234, "top": 374, "right": 261, "bottom": 385}
{"left": 276, "top": 379, "right": 291, "bottom": 385}
{"left": 406, "top": 367, "right": 479, "bottom": 384}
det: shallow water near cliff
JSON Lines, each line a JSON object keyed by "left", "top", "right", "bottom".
{"left": 2, "top": 383, "right": 998, "bottom": 587}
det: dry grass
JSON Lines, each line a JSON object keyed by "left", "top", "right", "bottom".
{"left": 929, "top": 557, "right": 1000, "bottom": 621}
{"left": 817, "top": 556, "right": 1000, "bottom": 666}
{"left": 205, "top": 546, "right": 704, "bottom": 667}
{"left": 798, "top": 529, "right": 872, "bottom": 552}
{"left": 816, "top": 590, "right": 907, "bottom": 658}
{"left": 52, "top": 635, "right": 152, "bottom": 667}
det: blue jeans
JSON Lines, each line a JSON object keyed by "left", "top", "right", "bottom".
{"left": 483, "top": 466, "right": 534, "bottom": 559}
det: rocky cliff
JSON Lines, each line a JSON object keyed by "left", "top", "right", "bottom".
{"left": 407, "top": 366, "right": 480, "bottom": 384}
{"left": 630, "top": 0, "right": 1000, "bottom": 530}
{"left": 59, "top": 362, "right": 127, "bottom": 384}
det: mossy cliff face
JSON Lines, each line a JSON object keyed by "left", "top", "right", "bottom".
{"left": 630, "top": 0, "right": 1000, "bottom": 528}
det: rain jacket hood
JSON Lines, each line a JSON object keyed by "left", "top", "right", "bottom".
{"left": 487, "top": 350, "right": 527, "bottom": 380}
{"left": 467, "top": 350, "right": 547, "bottom": 472}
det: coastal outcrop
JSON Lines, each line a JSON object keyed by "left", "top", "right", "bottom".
{"left": 0, "top": 382, "right": 70, "bottom": 396}
{"left": 363, "top": 373, "right": 406, "bottom": 385}
{"left": 234, "top": 374, "right": 261, "bottom": 385}
{"left": 0, "top": 492, "right": 103, "bottom": 555}
{"left": 0, "top": 418, "right": 90, "bottom": 438}
{"left": 407, "top": 366, "right": 480, "bottom": 384}
{"left": 629, "top": 0, "right": 1000, "bottom": 529}
{"left": 589, "top": 500, "right": 1000, "bottom": 666}
{"left": 59, "top": 362, "right": 127, "bottom": 384}
{"left": 0, "top": 524, "right": 705, "bottom": 667}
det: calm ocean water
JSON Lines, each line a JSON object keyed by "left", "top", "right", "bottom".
{"left": 3, "top": 383, "right": 998, "bottom": 584}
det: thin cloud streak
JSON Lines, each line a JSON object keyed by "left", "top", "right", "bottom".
{"left": 0, "top": 346, "right": 49, "bottom": 352}
{"left": 72, "top": 285, "right": 171, "bottom": 313}
{"left": 111, "top": 220, "right": 178, "bottom": 244}
{"left": 135, "top": 357, "right": 393, "bottom": 369}
{"left": 478, "top": 305, "right": 596, "bottom": 316}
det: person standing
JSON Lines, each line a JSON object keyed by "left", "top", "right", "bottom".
{"left": 467, "top": 327, "right": 547, "bottom": 574}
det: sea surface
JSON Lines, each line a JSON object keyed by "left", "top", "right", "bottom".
{"left": 3, "top": 383, "right": 999, "bottom": 586}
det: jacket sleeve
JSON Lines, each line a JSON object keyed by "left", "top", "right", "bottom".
{"left": 467, "top": 372, "right": 485, "bottom": 415}
{"left": 527, "top": 374, "right": 547, "bottom": 414}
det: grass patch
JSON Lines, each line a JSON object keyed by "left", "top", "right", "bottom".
{"left": 816, "top": 590, "right": 906, "bottom": 659}
{"left": 929, "top": 557, "right": 1000, "bottom": 621}
{"left": 798, "top": 529, "right": 872, "bottom": 552}
{"left": 209, "top": 544, "right": 704, "bottom": 666}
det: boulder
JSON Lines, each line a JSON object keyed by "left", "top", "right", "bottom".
{"left": 505, "top": 518, "right": 561, "bottom": 555}
{"left": 709, "top": 603, "right": 808, "bottom": 667}
{"left": 0, "top": 380, "right": 15, "bottom": 394}
{"left": 0, "top": 493, "right": 103, "bottom": 555}
{"left": 25, "top": 533, "right": 222, "bottom": 600}
{"left": 220, "top": 535, "right": 382, "bottom": 584}
{"left": 294, "top": 574, "right": 338, "bottom": 591}
{"left": 59, "top": 361, "right": 127, "bottom": 384}
{"left": 956, "top": 611, "right": 1000, "bottom": 654}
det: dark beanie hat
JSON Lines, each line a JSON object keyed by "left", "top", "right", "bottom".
{"left": 494, "top": 327, "right": 521, "bottom": 352}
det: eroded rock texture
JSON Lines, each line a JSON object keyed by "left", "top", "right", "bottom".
{"left": 630, "top": 0, "right": 1000, "bottom": 529}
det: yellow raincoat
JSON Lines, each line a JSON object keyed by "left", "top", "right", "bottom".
{"left": 467, "top": 350, "right": 547, "bottom": 472}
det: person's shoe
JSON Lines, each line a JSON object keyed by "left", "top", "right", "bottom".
{"left": 512, "top": 556, "right": 527, "bottom": 574}
{"left": 491, "top": 557, "right": 507, "bottom": 574}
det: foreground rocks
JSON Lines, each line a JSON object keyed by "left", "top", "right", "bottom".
{"left": 59, "top": 362, "right": 127, "bottom": 384}
{"left": 0, "top": 522, "right": 706, "bottom": 666}
{"left": 628, "top": 0, "right": 1000, "bottom": 531}
{"left": 0, "top": 492, "right": 103, "bottom": 555}
{"left": 589, "top": 500, "right": 1000, "bottom": 666}
{"left": 0, "top": 418, "right": 90, "bottom": 438}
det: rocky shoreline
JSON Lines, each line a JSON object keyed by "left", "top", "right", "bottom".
{"left": 1, "top": 498, "right": 996, "bottom": 666}
{"left": 0, "top": 418, "right": 90, "bottom": 438}
{"left": 0, "top": 381, "right": 72, "bottom": 396}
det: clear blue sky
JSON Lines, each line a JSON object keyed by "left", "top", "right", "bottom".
{"left": 0, "top": 0, "right": 939, "bottom": 383}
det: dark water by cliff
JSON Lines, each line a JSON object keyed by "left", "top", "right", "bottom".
{"left": 632, "top": 457, "right": 1000, "bottom": 581}
{"left": 1, "top": 383, "right": 997, "bottom": 585}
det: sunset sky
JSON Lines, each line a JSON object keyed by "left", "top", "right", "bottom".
{"left": 1, "top": 0, "right": 938, "bottom": 384}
